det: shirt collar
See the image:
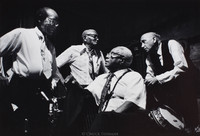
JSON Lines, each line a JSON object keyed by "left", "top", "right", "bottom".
{"left": 80, "top": 43, "right": 96, "bottom": 55}
{"left": 111, "top": 69, "right": 129, "bottom": 79}
{"left": 34, "top": 27, "right": 44, "bottom": 42}
{"left": 79, "top": 44, "right": 87, "bottom": 55}
{"left": 157, "top": 42, "right": 162, "bottom": 56}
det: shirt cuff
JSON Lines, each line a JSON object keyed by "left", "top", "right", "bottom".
{"left": 155, "top": 76, "right": 163, "bottom": 84}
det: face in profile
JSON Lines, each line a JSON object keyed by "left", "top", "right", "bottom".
{"left": 83, "top": 30, "right": 99, "bottom": 46}
{"left": 40, "top": 8, "right": 59, "bottom": 36}
{"left": 105, "top": 48, "right": 124, "bottom": 70}
{"left": 140, "top": 33, "right": 155, "bottom": 53}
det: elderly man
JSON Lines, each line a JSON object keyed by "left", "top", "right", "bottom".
{"left": 56, "top": 29, "right": 107, "bottom": 87}
{"left": 87, "top": 46, "right": 146, "bottom": 112}
{"left": 56, "top": 29, "right": 107, "bottom": 135}
{"left": 140, "top": 32, "right": 199, "bottom": 133}
{"left": 0, "top": 7, "right": 61, "bottom": 136}
{"left": 86, "top": 46, "right": 151, "bottom": 135}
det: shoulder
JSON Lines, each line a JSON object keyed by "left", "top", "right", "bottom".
{"left": 96, "top": 73, "right": 108, "bottom": 79}
{"left": 125, "top": 70, "right": 143, "bottom": 80}
{"left": 128, "top": 70, "right": 142, "bottom": 76}
{"left": 168, "top": 39, "right": 180, "bottom": 45}
{"left": 70, "top": 44, "right": 84, "bottom": 49}
{"left": 67, "top": 44, "right": 85, "bottom": 52}
{"left": 0, "top": 28, "right": 30, "bottom": 41}
{"left": 57, "top": 45, "right": 83, "bottom": 59}
{"left": 4, "top": 28, "right": 26, "bottom": 36}
{"left": 167, "top": 39, "right": 183, "bottom": 50}
{"left": 14, "top": 28, "right": 34, "bottom": 33}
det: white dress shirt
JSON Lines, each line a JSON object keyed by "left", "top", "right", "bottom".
{"left": 0, "top": 27, "right": 56, "bottom": 79}
{"left": 87, "top": 69, "right": 146, "bottom": 111}
{"left": 56, "top": 44, "right": 107, "bottom": 85}
{"left": 145, "top": 40, "right": 188, "bottom": 84}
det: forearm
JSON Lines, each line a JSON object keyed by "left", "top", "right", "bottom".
{"left": 114, "top": 101, "right": 138, "bottom": 113}
{"left": 156, "top": 62, "right": 188, "bottom": 84}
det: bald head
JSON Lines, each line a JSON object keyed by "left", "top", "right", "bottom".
{"left": 141, "top": 32, "right": 160, "bottom": 41}
{"left": 140, "top": 32, "right": 161, "bottom": 53}
{"left": 82, "top": 29, "right": 98, "bottom": 39}
{"left": 36, "top": 7, "right": 59, "bottom": 36}
{"left": 81, "top": 29, "right": 99, "bottom": 48}
{"left": 36, "top": 7, "right": 59, "bottom": 26}
{"left": 111, "top": 46, "right": 133, "bottom": 67}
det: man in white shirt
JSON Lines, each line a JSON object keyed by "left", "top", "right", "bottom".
{"left": 57, "top": 29, "right": 107, "bottom": 86}
{"left": 87, "top": 46, "right": 153, "bottom": 135}
{"left": 56, "top": 29, "right": 107, "bottom": 135}
{"left": 0, "top": 7, "right": 62, "bottom": 136}
{"left": 140, "top": 32, "right": 199, "bottom": 133}
{"left": 87, "top": 46, "right": 146, "bottom": 112}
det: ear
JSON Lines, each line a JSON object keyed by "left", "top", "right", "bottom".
{"left": 83, "top": 35, "right": 87, "bottom": 41}
{"left": 83, "top": 37, "right": 87, "bottom": 42}
{"left": 37, "top": 20, "right": 42, "bottom": 25}
{"left": 153, "top": 37, "right": 157, "bottom": 43}
{"left": 119, "top": 58, "right": 125, "bottom": 65}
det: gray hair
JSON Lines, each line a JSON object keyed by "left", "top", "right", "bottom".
{"left": 112, "top": 46, "right": 133, "bottom": 67}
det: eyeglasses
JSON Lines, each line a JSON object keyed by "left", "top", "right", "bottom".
{"left": 107, "top": 52, "right": 124, "bottom": 59}
{"left": 86, "top": 34, "right": 98, "bottom": 39}
{"left": 45, "top": 17, "right": 59, "bottom": 27}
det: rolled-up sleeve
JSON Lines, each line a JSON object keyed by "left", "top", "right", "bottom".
{"left": 156, "top": 40, "right": 188, "bottom": 84}
{"left": 56, "top": 46, "right": 74, "bottom": 68}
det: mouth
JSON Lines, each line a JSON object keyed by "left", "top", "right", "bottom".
{"left": 143, "top": 48, "right": 148, "bottom": 52}
{"left": 105, "top": 60, "right": 108, "bottom": 63}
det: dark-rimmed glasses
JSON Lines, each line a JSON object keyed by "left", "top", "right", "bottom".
{"left": 45, "top": 17, "right": 59, "bottom": 27}
{"left": 86, "top": 34, "right": 98, "bottom": 39}
{"left": 107, "top": 52, "right": 124, "bottom": 59}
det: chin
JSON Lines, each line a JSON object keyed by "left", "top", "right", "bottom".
{"left": 105, "top": 63, "right": 109, "bottom": 67}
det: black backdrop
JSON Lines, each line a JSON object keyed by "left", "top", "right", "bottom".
{"left": 0, "top": 0, "right": 200, "bottom": 78}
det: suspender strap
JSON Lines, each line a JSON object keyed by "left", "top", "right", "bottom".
{"left": 102, "top": 68, "right": 131, "bottom": 112}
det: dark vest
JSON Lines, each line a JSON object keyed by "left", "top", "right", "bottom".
{"left": 150, "top": 40, "right": 174, "bottom": 76}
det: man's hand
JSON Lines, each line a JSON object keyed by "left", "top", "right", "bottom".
{"left": 145, "top": 77, "right": 158, "bottom": 86}
{"left": 51, "top": 79, "right": 58, "bottom": 90}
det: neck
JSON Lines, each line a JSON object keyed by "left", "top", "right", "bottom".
{"left": 84, "top": 44, "right": 93, "bottom": 51}
{"left": 109, "top": 67, "right": 122, "bottom": 73}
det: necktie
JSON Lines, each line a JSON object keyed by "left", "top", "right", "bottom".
{"left": 98, "top": 73, "right": 114, "bottom": 113}
{"left": 41, "top": 40, "right": 52, "bottom": 79}
{"left": 88, "top": 50, "right": 95, "bottom": 80}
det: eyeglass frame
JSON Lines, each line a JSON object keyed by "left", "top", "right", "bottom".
{"left": 86, "top": 34, "right": 99, "bottom": 39}
{"left": 45, "top": 17, "right": 59, "bottom": 27}
{"left": 107, "top": 52, "right": 125, "bottom": 59}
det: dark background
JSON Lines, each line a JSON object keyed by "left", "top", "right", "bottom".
{"left": 0, "top": 0, "right": 200, "bottom": 78}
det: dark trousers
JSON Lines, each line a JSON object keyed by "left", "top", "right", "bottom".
{"left": 0, "top": 84, "right": 14, "bottom": 136}
{"left": 8, "top": 74, "right": 51, "bottom": 136}
{"left": 56, "top": 82, "right": 97, "bottom": 136}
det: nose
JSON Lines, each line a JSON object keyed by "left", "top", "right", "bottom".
{"left": 141, "top": 43, "right": 145, "bottom": 48}
{"left": 106, "top": 53, "right": 111, "bottom": 58}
